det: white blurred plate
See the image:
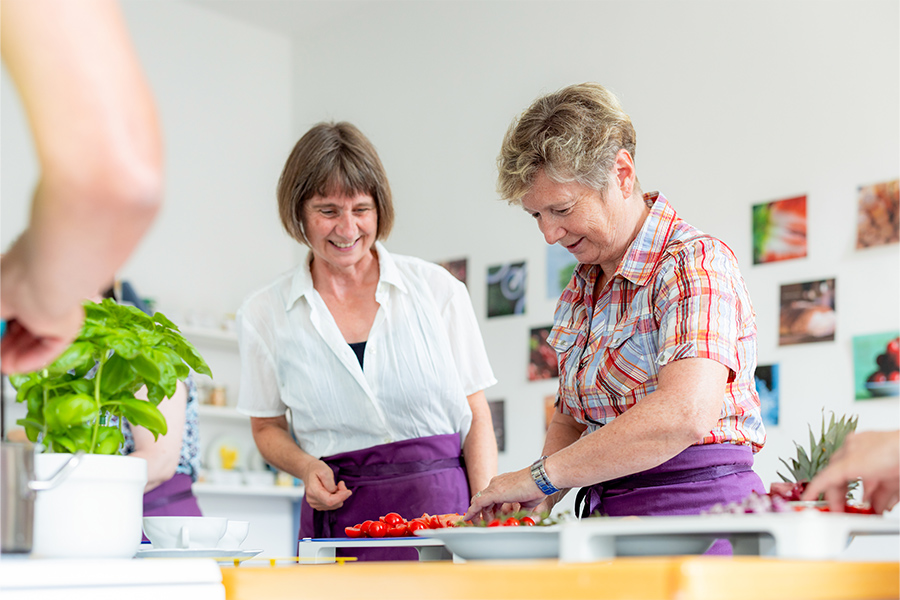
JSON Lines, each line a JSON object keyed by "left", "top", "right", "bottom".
{"left": 414, "top": 526, "right": 561, "bottom": 560}
{"left": 135, "top": 547, "right": 262, "bottom": 561}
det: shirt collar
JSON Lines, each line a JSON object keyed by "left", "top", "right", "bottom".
{"left": 571, "top": 191, "right": 677, "bottom": 290}
{"left": 617, "top": 192, "right": 678, "bottom": 286}
{"left": 285, "top": 241, "right": 407, "bottom": 311}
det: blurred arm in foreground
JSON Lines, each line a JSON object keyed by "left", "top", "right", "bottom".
{"left": 1, "top": 0, "right": 163, "bottom": 374}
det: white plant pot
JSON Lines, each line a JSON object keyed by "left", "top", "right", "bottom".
{"left": 32, "top": 453, "right": 147, "bottom": 558}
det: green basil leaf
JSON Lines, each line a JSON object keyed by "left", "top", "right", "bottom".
{"left": 108, "top": 397, "right": 167, "bottom": 438}
{"left": 9, "top": 372, "right": 38, "bottom": 390}
{"left": 47, "top": 434, "right": 76, "bottom": 453}
{"left": 16, "top": 417, "right": 43, "bottom": 443}
{"left": 142, "top": 347, "right": 178, "bottom": 397}
{"left": 107, "top": 332, "right": 141, "bottom": 359}
{"left": 46, "top": 342, "right": 95, "bottom": 377}
{"left": 43, "top": 393, "right": 98, "bottom": 429}
{"left": 66, "top": 378, "right": 95, "bottom": 395}
{"left": 169, "top": 338, "right": 213, "bottom": 378}
{"left": 94, "top": 426, "right": 125, "bottom": 455}
{"left": 132, "top": 352, "right": 162, "bottom": 385}
{"left": 65, "top": 425, "right": 94, "bottom": 452}
{"left": 145, "top": 382, "right": 166, "bottom": 405}
{"left": 119, "top": 304, "right": 156, "bottom": 330}
{"left": 157, "top": 346, "right": 190, "bottom": 380}
{"left": 24, "top": 386, "right": 44, "bottom": 415}
{"left": 99, "top": 354, "right": 136, "bottom": 396}
{"left": 153, "top": 312, "right": 181, "bottom": 331}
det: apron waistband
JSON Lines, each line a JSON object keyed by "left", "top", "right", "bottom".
{"left": 332, "top": 456, "right": 463, "bottom": 481}
{"left": 574, "top": 445, "right": 754, "bottom": 518}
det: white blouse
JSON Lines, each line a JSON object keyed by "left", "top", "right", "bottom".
{"left": 236, "top": 242, "right": 497, "bottom": 459}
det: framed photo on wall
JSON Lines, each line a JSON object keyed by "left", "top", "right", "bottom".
{"left": 754, "top": 364, "right": 779, "bottom": 426}
{"left": 528, "top": 325, "right": 559, "bottom": 381}
{"left": 852, "top": 332, "right": 900, "bottom": 400}
{"left": 752, "top": 195, "right": 807, "bottom": 265}
{"left": 486, "top": 261, "right": 526, "bottom": 318}
{"left": 438, "top": 257, "right": 468, "bottom": 286}
{"left": 546, "top": 244, "right": 577, "bottom": 299}
{"left": 856, "top": 179, "right": 899, "bottom": 249}
{"left": 488, "top": 399, "right": 506, "bottom": 452}
{"left": 778, "top": 279, "right": 836, "bottom": 345}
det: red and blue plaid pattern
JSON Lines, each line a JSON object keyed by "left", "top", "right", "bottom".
{"left": 547, "top": 193, "right": 765, "bottom": 452}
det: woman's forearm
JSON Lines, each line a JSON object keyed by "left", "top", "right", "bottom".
{"left": 544, "top": 357, "right": 727, "bottom": 490}
{"left": 462, "top": 390, "right": 498, "bottom": 495}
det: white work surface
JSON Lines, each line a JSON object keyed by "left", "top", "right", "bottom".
{"left": 559, "top": 512, "right": 900, "bottom": 562}
{"left": 0, "top": 557, "right": 224, "bottom": 600}
{"left": 298, "top": 536, "right": 452, "bottom": 563}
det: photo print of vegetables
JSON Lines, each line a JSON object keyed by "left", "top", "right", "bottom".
{"left": 438, "top": 257, "right": 468, "bottom": 287}
{"left": 528, "top": 325, "right": 558, "bottom": 381}
{"left": 546, "top": 244, "right": 577, "bottom": 299}
{"left": 856, "top": 179, "right": 899, "bottom": 249}
{"left": 488, "top": 399, "right": 505, "bottom": 452}
{"left": 779, "top": 278, "right": 836, "bottom": 345}
{"left": 752, "top": 195, "right": 807, "bottom": 265}
{"left": 486, "top": 261, "right": 526, "bottom": 318}
{"left": 852, "top": 332, "right": 900, "bottom": 399}
{"left": 754, "top": 364, "right": 780, "bottom": 426}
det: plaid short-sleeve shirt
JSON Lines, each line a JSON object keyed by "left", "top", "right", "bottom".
{"left": 547, "top": 193, "right": 765, "bottom": 452}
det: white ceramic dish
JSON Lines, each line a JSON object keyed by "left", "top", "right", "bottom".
{"left": 414, "top": 526, "right": 562, "bottom": 560}
{"left": 135, "top": 547, "right": 262, "bottom": 561}
{"left": 560, "top": 512, "right": 900, "bottom": 562}
{"left": 865, "top": 381, "right": 899, "bottom": 397}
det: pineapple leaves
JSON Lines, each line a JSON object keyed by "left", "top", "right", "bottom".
{"left": 777, "top": 410, "right": 859, "bottom": 484}
{"left": 9, "top": 298, "right": 211, "bottom": 455}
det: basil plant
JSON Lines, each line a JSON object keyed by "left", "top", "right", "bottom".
{"left": 10, "top": 299, "right": 212, "bottom": 454}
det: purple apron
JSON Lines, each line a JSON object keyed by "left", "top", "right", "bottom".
{"left": 575, "top": 444, "right": 764, "bottom": 555}
{"left": 299, "top": 433, "right": 469, "bottom": 561}
{"left": 140, "top": 473, "right": 203, "bottom": 542}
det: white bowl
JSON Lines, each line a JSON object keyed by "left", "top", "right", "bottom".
{"left": 142, "top": 516, "right": 227, "bottom": 550}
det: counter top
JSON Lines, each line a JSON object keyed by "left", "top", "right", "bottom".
{"left": 0, "top": 557, "right": 224, "bottom": 600}
{"left": 220, "top": 557, "right": 899, "bottom": 600}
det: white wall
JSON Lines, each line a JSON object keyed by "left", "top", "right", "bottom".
{"left": 1, "top": 0, "right": 297, "bottom": 322}
{"left": 287, "top": 0, "right": 899, "bottom": 487}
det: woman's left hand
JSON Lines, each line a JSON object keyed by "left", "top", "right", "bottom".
{"left": 464, "top": 467, "right": 544, "bottom": 522}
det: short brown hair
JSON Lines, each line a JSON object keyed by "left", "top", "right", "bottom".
{"left": 496, "top": 83, "right": 637, "bottom": 204}
{"left": 277, "top": 121, "right": 394, "bottom": 245}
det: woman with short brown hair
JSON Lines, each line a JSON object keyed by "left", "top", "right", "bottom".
{"left": 238, "top": 121, "right": 497, "bottom": 561}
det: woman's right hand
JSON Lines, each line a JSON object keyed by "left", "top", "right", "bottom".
{"left": 302, "top": 459, "right": 352, "bottom": 511}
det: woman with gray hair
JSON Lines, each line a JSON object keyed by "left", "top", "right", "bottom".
{"left": 237, "top": 121, "right": 497, "bottom": 561}
{"left": 466, "top": 83, "right": 766, "bottom": 554}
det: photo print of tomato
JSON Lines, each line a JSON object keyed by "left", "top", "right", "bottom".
{"left": 778, "top": 278, "right": 836, "bottom": 345}
{"left": 546, "top": 244, "right": 577, "bottom": 299}
{"left": 754, "top": 364, "right": 779, "bottom": 426}
{"left": 486, "top": 261, "right": 526, "bottom": 318}
{"left": 528, "top": 325, "right": 559, "bottom": 381}
{"left": 752, "top": 195, "right": 807, "bottom": 265}
{"left": 852, "top": 332, "right": 900, "bottom": 400}
{"left": 856, "top": 179, "right": 899, "bottom": 249}
{"left": 543, "top": 395, "right": 557, "bottom": 431}
{"left": 438, "top": 257, "right": 468, "bottom": 286}
{"left": 488, "top": 399, "right": 505, "bottom": 452}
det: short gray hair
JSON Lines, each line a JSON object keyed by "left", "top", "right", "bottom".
{"left": 497, "top": 83, "right": 637, "bottom": 204}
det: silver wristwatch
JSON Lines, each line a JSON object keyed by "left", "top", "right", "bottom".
{"left": 530, "top": 455, "right": 559, "bottom": 495}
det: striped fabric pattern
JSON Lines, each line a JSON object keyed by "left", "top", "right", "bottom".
{"left": 547, "top": 193, "right": 765, "bottom": 452}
